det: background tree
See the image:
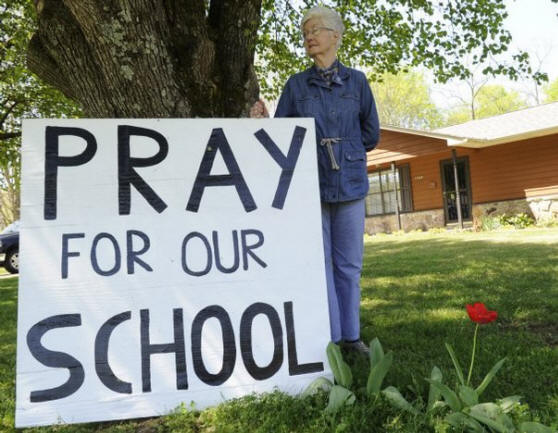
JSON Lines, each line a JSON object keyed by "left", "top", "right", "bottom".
{"left": 26, "top": 0, "right": 556, "bottom": 118}
{"left": 475, "top": 85, "right": 527, "bottom": 117}
{"left": 519, "top": 43, "right": 555, "bottom": 105}
{"left": 0, "top": 0, "right": 81, "bottom": 226}
{"left": 445, "top": 84, "right": 527, "bottom": 125}
{"left": 438, "top": 62, "right": 491, "bottom": 121}
{"left": 369, "top": 70, "right": 443, "bottom": 130}
{"left": 543, "top": 77, "right": 558, "bottom": 103}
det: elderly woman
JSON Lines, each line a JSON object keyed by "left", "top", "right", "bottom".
{"left": 252, "top": 6, "right": 379, "bottom": 355}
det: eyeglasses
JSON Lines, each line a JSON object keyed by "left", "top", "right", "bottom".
{"left": 302, "top": 26, "right": 334, "bottom": 41}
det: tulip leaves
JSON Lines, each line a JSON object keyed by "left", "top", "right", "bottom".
{"left": 476, "top": 357, "right": 507, "bottom": 396}
{"left": 425, "top": 378, "right": 462, "bottom": 412}
{"left": 466, "top": 402, "right": 516, "bottom": 433}
{"left": 367, "top": 338, "right": 393, "bottom": 396}
{"left": 381, "top": 386, "right": 420, "bottom": 415}
{"left": 427, "top": 366, "right": 443, "bottom": 411}
{"left": 325, "top": 385, "right": 356, "bottom": 413}
{"left": 305, "top": 339, "right": 396, "bottom": 413}
{"left": 320, "top": 342, "right": 356, "bottom": 413}
{"left": 445, "top": 343, "right": 466, "bottom": 386}
{"left": 303, "top": 338, "right": 554, "bottom": 433}
{"left": 518, "top": 422, "right": 556, "bottom": 433}
{"left": 326, "top": 342, "right": 352, "bottom": 388}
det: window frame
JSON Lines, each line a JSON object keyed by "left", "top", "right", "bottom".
{"left": 365, "top": 164, "right": 413, "bottom": 217}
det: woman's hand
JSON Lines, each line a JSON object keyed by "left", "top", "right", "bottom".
{"left": 249, "top": 99, "right": 270, "bottom": 118}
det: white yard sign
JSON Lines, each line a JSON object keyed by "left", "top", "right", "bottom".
{"left": 16, "top": 119, "right": 331, "bottom": 427}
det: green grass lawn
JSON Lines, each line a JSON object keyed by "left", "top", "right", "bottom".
{"left": 1, "top": 228, "right": 557, "bottom": 432}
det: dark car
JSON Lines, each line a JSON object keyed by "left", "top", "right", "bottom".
{"left": 0, "top": 221, "right": 19, "bottom": 274}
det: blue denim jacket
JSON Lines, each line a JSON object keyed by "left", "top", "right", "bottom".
{"left": 275, "top": 61, "right": 380, "bottom": 203}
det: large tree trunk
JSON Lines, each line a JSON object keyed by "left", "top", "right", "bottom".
{"left": 27, "top": 0, "right": 262, "bottom": 117}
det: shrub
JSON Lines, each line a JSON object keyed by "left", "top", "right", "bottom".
{"left": 480, "top": 213, "right": 535, "bottom": 231}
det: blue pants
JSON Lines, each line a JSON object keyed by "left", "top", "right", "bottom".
{"left": 321, "top": 199, "right": 365, "bottom": 343}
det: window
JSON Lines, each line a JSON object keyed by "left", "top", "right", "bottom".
{"left": 365, "top": 164, "right": 412, "bottom": 216}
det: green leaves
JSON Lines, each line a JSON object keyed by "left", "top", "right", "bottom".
{"left": 427, "top": 366, "right": 443, "bottom": 411}
{"left": 369, "top": 337, "right": 384, "bottom": 367}
{"left": 366, "top": 338, "right": 393, "bottom": 396}
{"left": 326, "top": 342, "right": 352, "bottom": 388}
{"left": 475, "top": 357, "right": 507, "bottom": 396}
{"left": 257, "top": 0, "right": 541, "bottom": 100}
{"left": 445, "top": 343, "right": 465, "bottom": 386}
{"left": 325, "top": 385, "right": 356, "bottom": 413}
{"left": 313, "top": 338, "right": 555, "bottom": 433}
{"left": 518, "top": 422, "right": 557, "bottom": 433}
{"left": 498, "top": 395, "right": 522, "bottom": 414}
{"left": 458, "top": 385, "right": 479, "bottom": 407}
{"left": 301, "top": 377, "right": 333, "bottom": 398}
{"left": 445, "top": 412, "right": 485, "bottom": 433}
{"left": 381, "top": 386, "right": 419, "bottom": 415}
{"left": 425, "top": 379, "right": 462, "bottom": 412}
{"left": 369, "top": 70, "right": 444, "bottom": 129}
{"left": 466, "top": 402, "right": 515, "bottom": 433}
{"left": 313, "top": 343, "right": 356, "bottom": 414}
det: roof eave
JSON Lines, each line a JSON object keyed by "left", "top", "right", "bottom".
{"left": 446, "top": 125, "right": 558, "bottom": 148}
{"left": 381, "top": 125, "right": 466, "bottom": 142}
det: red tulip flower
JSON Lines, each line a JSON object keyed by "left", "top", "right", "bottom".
{"left": 466, "top": 303, "right": 498, "bottom": 324}
{"left": 464, "top": 302, "right": 498, "bottom": 385}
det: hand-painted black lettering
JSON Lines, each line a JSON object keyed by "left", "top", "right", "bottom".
{"left": 27, "top": 314, "right": 85, "bottom": 402}
{"left": 212, "top": 230, "right": 240, "bottom": 273}
{"left": 44, "top": 127, "right": 97, "bottom": 220}
{"left": 126, "top": 230, "right": 153, "bottom": 274}
{"left": 191, "top": 305, "right": 236, "bottom": 386}
{"left": 140, "top": 309, "right": 188, "bottom": 392}
{"left": 254, "top": 126, "right": 306, "bottom": 209}
{"left": 186, "top": 128, "right": 257, "bottom": 213}
{"left": 94, "top": 311, "right": 132, "bottom": 394}
{"left": 240, "top": 303, "right": 283, "bottom": 380}
{"left": 241, "top": 229, "right": 267, "bottom": 270}
{"left": 118, "top": 125, "right": 168, "bottom": 215}
{"left": 181, "top": 232, "right": 212, "bottom": 276}
{"left": 284, "top": 302, "right": 324, "bottom": 375}
{"left": 61, "top": 233, "right": 85, "bottom": 279}
{"left": 90, "top": 232, "right": 121, "bottom": 276}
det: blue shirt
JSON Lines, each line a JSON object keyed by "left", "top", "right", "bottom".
{"left": 274, "top": 61, "right": 380, "bottom": 202}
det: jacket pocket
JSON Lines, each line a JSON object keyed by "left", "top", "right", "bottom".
{"left": 342, "top": 151, "right": 368, "bottom": 197}
{"left": 344, "top": 150, "right": 366, "bottom": 165}
{"left": 344, "top": 150, "right": 367, "bottom": 181}
{"left": 340, "top": 92, "right": 360, "bottom": 113}
{"left": 295, "top": 94, "right": 319, "bottom": 117}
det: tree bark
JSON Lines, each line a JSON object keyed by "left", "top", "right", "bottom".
{"left": 27, "top": 0, "right": 262, "bottom": 118}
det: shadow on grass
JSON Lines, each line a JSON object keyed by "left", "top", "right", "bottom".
{"left": 362, "top": 238, "right": 558, "bottom": 323}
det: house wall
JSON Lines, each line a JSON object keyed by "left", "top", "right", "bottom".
{"left": 463, "top": 135, "right": 558, "bottom": 202}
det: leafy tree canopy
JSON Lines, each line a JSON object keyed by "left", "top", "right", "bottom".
{"left": 445, "top": 84, "right": 527, "bottom": 125}
{"left": 256, "top": 0, "right": 557, "bottom": 99}
{"left": 1, "top": 0, "right": 82, "bottom": 223}
{"left": 369, "top": 70, "right": 443, "bottom": 130}
{"left": 0, "top": 0, "right": 81, "bottom": 151}
{"left": 543, "top": 76, "right": 558, "bottom": 103}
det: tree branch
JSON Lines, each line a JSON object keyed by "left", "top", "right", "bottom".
{"left": 0, "top": 132, "right": 21, "bottom": 141}
{"left": 0, "top": 101, "right": 19, "bottom": 129}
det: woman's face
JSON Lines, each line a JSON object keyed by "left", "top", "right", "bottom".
{"left": 303, "top": 17, "right": 338, "bottom": 59}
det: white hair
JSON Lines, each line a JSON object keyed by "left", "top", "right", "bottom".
{"left": 301, "top": 6, "right": 345, "bottom": 49}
